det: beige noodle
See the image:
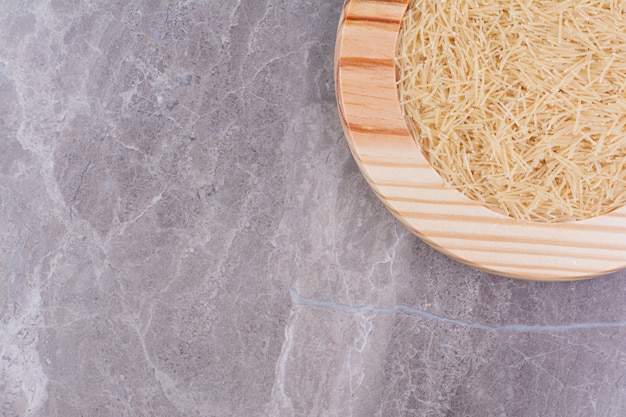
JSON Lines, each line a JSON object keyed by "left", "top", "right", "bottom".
{"left": 397, "top": 0, "right": 626, "bottom": 222}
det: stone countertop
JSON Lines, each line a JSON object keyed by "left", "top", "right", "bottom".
{"left": 1, "top": 1, "right": 625, "bottom": 416}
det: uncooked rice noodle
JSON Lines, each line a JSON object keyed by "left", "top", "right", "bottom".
{"left": 397, "top": 0, "right": 626, "bottom": 222}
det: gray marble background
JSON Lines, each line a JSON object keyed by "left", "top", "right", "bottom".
{"left": 1, "top": 1, "right": 625, "bottom": 416}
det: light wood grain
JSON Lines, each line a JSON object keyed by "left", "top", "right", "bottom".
{"left": 334, "top": 0, "right": 626, "bottom": 280}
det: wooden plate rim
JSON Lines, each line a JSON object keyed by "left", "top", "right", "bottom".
{"left": 334, "top": 0, "right": 626, "bottom": 280}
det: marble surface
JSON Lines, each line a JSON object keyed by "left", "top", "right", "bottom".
{"left": 1, "top": 1, "right": 626, "bottom": 416}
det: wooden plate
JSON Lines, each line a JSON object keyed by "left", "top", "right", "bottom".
{"left": 334, "top": 0, "right": 626, "bottom": 280}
